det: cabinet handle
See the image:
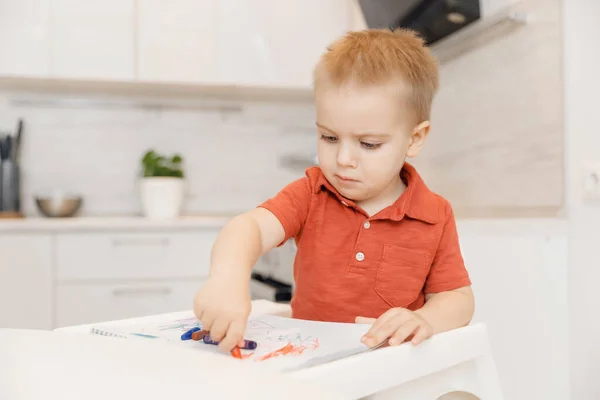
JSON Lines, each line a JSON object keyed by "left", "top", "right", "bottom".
{"left": 111, "top": 238, "right": 170, "bottom": 247}
{"left": 112, "top": 286, "right": 172, "bottom": 296}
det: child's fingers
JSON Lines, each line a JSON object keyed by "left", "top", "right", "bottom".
{"left": 355, "top": 316, "right": 376, "bottom": 324}
{"left": 389, "top": 320, "right": 419, "bottom": 346}
{"left": 410, "top": 325, "right": 431, "bottom": 345}
{"left": 193, "top": 305, "right": 204, "bottom": 322}
{"left": 200, "top": 312, "right": 215, "bottom": 333}
{"left": 208, "top": 318, "right": 230, "bottom": 343}
{"left": 362, "top": 312, "right": 401, "bottom": 347}
{"left": 219, "top": 319, "right": 246, "bottom": 352}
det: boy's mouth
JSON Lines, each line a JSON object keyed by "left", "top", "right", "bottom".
{"left": 335, "top": 174, "right": 359, "bottom": 183}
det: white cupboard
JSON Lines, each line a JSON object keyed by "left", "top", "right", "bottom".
{"left": 55, "top": 231, "right": 213, "bottom": 281}
{"left": 0, "top": 0, "right": 50, "bottom": 77}
{"left": 0, "top": 0, "right": 357, "bottom": 89}
{"left": 0, "top": 224, "right": 220, "bottom": 329}
{"left": 0, "top": 234, "right": 53, "bottom": 329}
{"left": 56, "top": 280, "right": 205, "bottom": 327}
{"left": 457, "top": 220, "right": 568, "bottom": 400}
{"left": 136, "top": 0, "right": 219, "bottom": 84}
{"left": 216, "top": 0, "right": 352, "bottom": 87}
{"left": 48, "top": 0, "right": 135, "bottom": 80}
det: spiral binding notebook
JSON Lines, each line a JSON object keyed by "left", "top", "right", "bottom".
{"left": 89, "top": 328, "right": 160, "bottom": 340}
{"left": 88, "top": 314, "right": 374, "bottom": 371}
{"left": 89, "top": 327, "right": 129, "bottom": 339}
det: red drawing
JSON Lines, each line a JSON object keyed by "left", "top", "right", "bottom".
{"left": 255, "top": 338, "right": 320, "bottom": 362}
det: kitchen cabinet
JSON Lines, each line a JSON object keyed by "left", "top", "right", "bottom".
{"left": 1, "top": 0, "right": 355, "bottom": 89}
{"left": 54, "top": 228, "right": 218, "bottom": 326}
{"left": 0, "top": 0, "right": 50, "bottom": 77}
{"left": 457, "top": 220, "right": 568, "bottom": 400}
{"left": 49, "top": 0, "right": 135, "bottom": 80}
{"left": 136, "top": 0, "right": 219, "bottom": 84}
{"left": 0, "top": 234, "right": 53, "bottom": 329}
{"left": 55, "top": 231, "right": 214, "bottom": 281}
{"left": 0, "top": 219, "right": 223, "bottom": 329}
{"left": 137, "top": 0, "right": 353, "bottom": 88}
{"left": 216, "top": 0, "right": 352, "bottom": 87}
{"left": 56, "top": 280, "right": 206, "bottom": 327}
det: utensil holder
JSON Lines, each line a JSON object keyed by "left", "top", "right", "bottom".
{"left": 0, "top": 159, "right": 21, "bottom": 214}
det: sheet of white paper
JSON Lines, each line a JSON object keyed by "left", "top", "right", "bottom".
{"left": 89, "top": 315, "right": 372, "bottom": 371}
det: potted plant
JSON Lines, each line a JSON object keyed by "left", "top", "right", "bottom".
{"left": 139, "top": 149, "right": 185, "bottom": 219}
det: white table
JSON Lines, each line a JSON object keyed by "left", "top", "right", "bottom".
{"left": 52, "top": 299, "right": 504, "bottom": 399}
{"left": 0, "top": 300, "right": 341, "bottom": 400}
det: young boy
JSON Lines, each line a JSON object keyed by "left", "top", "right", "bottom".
{"left": 194, "top": 28, "right": 474, "bottom": 353}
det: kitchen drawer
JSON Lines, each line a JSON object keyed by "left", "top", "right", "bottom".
{"left": 56, "top": 231, "right": 217, "bottom": 281}
{"left": 55, "top": 279, "right": 205, "bottom": 327}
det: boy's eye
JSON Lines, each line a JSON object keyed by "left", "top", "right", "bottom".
{"left": 320, "top": 134, "right": 338, "bottom": 143}
{"left": 361, "top": 142, "right": 381, "bottom": 150}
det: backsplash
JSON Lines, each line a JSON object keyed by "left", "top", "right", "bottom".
{"left": 413, "top": 0, "right": 563, "bottom": 217}
{"left": 0, "top": 91, "right": 317, "bottom": 216}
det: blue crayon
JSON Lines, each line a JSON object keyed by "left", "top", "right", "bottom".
{"left": 203, "top": 335, "right": 258, "bottom": 350}
{"left": 181, "top": 327, "right": 201, "bottom": 340}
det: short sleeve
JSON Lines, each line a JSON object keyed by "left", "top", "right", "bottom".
{"left": 258, "top": 177, "right": 312, "bottom": 243}
{"left": 424, "top": 202, "right": 472, "bottom": 293}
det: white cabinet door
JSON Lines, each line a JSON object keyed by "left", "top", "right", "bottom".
{"left": 49, "top": 0, "right": 135, "bottom": 80}
{"left": 0, "top": 0, "right": 50, "bottom": 77}
{"left": 56, "top": 279, "right": 205, "bottom": 327}
{"left": 0, "top": 234, "right": 53, "bottom": 329}
{"left": 217, "top": 0, "right": 351, "bottom": 88}
{"left": 137, "top": 0, "right": 219, "bottom": 84}
{"left": 56, "top": 230, "right": 217, "bottom": 281}
{"left": 457, "top": 222, "right": 568, "bottom": 400}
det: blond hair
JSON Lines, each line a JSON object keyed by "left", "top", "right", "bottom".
{"left": 313, "top": 28, "right": 439, "bottom": 124}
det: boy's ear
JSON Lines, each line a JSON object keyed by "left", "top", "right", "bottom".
{"left": 406, "top": 121, "right": 430, "bottom": 158}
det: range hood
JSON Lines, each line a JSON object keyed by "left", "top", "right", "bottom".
{"left": 357, "top": 0, "right": 529, "bottom": 63}
{"left": 357, "top": 0, "right": 482, "bottom": 45}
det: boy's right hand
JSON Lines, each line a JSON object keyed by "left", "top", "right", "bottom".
{"left": 193, "top": 275, "right": 251, "bottom": 352}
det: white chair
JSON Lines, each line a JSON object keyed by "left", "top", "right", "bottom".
{"left": 249, "top": 301, "right": 505, "bottom": 399}
{"left": 290, "top": 322, "right": 504, "bottom": 399}
{"left": 51, "top": 300, "right": 504, "bottom": 400}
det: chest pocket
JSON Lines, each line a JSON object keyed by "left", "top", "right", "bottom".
{"left": 374, "top": 244, "right": 432, "bottom": 308}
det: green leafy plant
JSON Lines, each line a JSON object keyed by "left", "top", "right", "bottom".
{"left": 141, "top": 149, "right": 184, "bottom": 178}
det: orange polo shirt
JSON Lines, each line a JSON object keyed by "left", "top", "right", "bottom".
{"left": 258, "top": 163, "right": 471, "bottom": 323}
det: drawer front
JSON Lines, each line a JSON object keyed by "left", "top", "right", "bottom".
{"left": 55, "top": 279, "right": 205, "bottom": 328}
{"left": 56, "top": 230, "right": 218, "bottom": 281}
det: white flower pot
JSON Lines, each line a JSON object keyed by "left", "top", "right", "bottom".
{"left": 139, "top": 177, "right": 185, "bottom": 219}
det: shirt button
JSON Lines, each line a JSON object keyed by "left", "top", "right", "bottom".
{"left": 363, "top": 221, "right": 370, "bottom": 229}
{"left": 356, "top": 252, "right": 365, "bottom": 261}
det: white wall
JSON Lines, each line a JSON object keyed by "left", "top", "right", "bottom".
{"left": 0, "top": 91, "right": 315, "bottom": 216}
{"left": 415, "top": 0, "right": 563, "bottom": 218}
{"left": 564, "top": 1, "right": 600, "bottom": 399}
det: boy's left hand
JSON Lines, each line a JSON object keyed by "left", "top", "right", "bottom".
{"left": 356, "top": 308, "right": 433, "bottom": 347}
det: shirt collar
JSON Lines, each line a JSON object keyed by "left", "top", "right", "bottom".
{"left": 308, "top": 162, "right": 439, "bottom": 224}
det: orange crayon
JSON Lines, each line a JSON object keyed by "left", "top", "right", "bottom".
{"left": 230, "top": 346, "right": 242, "bottom": 359}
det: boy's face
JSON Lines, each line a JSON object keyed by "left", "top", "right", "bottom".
{"left": 315, "top": 83, "right": 429, "bottom": 203}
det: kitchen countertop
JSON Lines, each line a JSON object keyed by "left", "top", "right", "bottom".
{"left": 0, "top": 215, "right": 233, "bottom": 232}
{"left": 0, "top": 215, "right": 567, "bottom": 235}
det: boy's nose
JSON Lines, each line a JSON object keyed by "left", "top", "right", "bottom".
{"left": 336, "top": 144, "right": 357, "bottom": 168}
